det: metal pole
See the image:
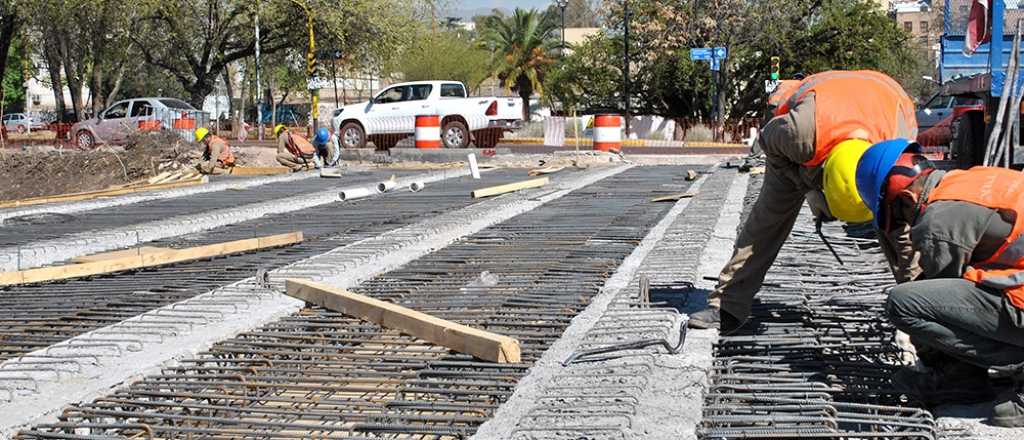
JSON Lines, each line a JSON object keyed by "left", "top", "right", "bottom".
{"left": 623, "top": 0, "right": 631, "bottom": 137}
{"left": 560, "top": 4, "right": 566, "bottom": 53}
{"left": 332, "top": 50, "right": 340, "bottom": 108}
{"left": 254, "top": 2, "right": 263, "bottom": 141}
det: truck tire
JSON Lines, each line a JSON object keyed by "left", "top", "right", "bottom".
{"left": 473, "top": 129, "right": 502, "bottom": 149}
{"left": 442, "top": 120, "right": 470, "bottom": 149}
{"left": 339, "top": 122, "right": 366, "bottom": 149}
{"left": 952, "top": 112, "right": 984, "bottom": 168}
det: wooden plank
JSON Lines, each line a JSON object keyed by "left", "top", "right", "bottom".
{"left": 528, "top": 166, "right": 565, "bottom": 177}
{"left": 230, "top": 166, "right": 292, "bottom": 176}
{"left": 471, "top": 177, "right": 549, "bottom": 199}
{"left": 71, "top": 246, "right": 169, "bottom": 263}
{"left": 650, "top": 191, "right": 697, "bottom": 203}
{"left": 0, "top": 231, "right": 303, "bottom": 286}
{"left": 285, "top": 279, "right": 521, "bottom": 363}
{"left": 0, "top": 176, "right": 208, "bottom": 209}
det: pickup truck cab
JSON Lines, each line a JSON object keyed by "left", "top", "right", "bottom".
{"left": 331, "top": 81, "right": 522, "bottom": 149}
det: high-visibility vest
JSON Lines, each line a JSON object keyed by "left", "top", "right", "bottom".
{"left": 207, "top": 135, "right": 236, "bottom": 166}
{"left": 777, "top": 70, "right": 917, "bottom": 167}
{"left": 767, "top": 80, "right": 801, "bottom": 109}
{"left": 286, "top": 133, "right": 317, "bottom": 158}
{"left": 927, "top": 167, "right": 1024, "bottom": 309}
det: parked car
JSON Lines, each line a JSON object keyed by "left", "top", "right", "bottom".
{"left": 916, "top": 93, "right": 984, "bottom": 150}
{"left": 2, "top": 113, "right": 48, "bottom": 133}
{"left": 71, "top": 97, "right": 207, "bottom": 148}
{"left": 330, "top": 81, "right": 523, "bottom": 149}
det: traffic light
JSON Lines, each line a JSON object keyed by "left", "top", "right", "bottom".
{"left": 770, "top": 56, "right": 781, "bottom": 80}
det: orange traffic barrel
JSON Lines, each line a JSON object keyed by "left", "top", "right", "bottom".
{"left": 415, "top": 115, "right": 441, "bottom": 149}
{"left": 594, "top": 114, "right": 622, "bottom": 152}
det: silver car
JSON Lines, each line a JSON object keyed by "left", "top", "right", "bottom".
{"left": 2, "top": 113, "right": 47, "bottom": 133}
{"left": 71, "top": 97, "right": 208, "bottom": 148}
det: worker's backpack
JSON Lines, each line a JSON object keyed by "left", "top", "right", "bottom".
{"left": 287, "top": 133, "right": 317, "bottom": 159}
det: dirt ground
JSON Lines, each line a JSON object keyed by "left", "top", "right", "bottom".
{"left": 0, "top": 133, "right": 279, "bottom": 202}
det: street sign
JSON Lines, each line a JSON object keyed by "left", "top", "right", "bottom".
{"left": 713, "top": 47, "right": 727, "bottom": 59}
{"left": 765, "top": 80, "right": 780, "bottom": 93}
{"left": 710, "top": 57, "right": 721, "bottom": 72}
{"left": 690, "top": 48, "right": 712, "bottom": 61}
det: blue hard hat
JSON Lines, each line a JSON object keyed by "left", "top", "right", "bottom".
{"left": 855, "top": 138, "right": 922, "bottom": 228}
{"left": 314, "top": 127, "right": 330, "bottom": 145}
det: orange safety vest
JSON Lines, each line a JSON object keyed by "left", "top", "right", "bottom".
{"left": 207, "top": 135, "right": 236, "bottom": 166}
{"left": 927, "top": 167, "right": 1024, "bottom": 310}
{"left": 777, "top": 70, "right": 918, "bottom": 167}
{"left": 286, "top": 132, "right": 317, "bottom": 158}
{"left": 767, "top": 80, "right": 801, "bottom": 108}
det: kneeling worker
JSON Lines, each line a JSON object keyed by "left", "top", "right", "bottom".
{"left": 194, "top": 128, "right": 235, "bottom": 175}
{"left": 856, "top": 139, "right": 1024, "bottom": 426}
{"left": 688, "top": 70, "right": 918, "bottom": 333}
{"left": 275, "top": 124, "right": 317, "bottom": 172}
{"left": 312, "top": 127, "right": 338, "bottom": 168}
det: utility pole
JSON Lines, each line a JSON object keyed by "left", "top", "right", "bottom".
{"left": 254, "top": 2, "right": 263, "bottom": 140}
{"left": 332, "top": 49, "right": 341, "bottom": 108}
{"left": 623, "top": 0, "right": 631, "bottom": 137}
{"left": 291, "top": 0, "right": 318, "bottom": 131}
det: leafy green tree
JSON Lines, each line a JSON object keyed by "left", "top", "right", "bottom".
{"left": 477, "top": 8, "right": 560, "bottom": 122}
{"left": 0, "top": 1, "right": 22, "bottom": 111}
{"left": 1, "top": 35, "right": 24, "bottom": 110}
{"left": 545, "top": 0, "right": 601, "bottom": 28}
{"left": 393, "top": 31, "right": 491, "bottom": 91}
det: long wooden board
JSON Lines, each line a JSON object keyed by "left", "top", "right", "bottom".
{"left": 285, "top": 279, "right": 522, "bottom": 363}
{"left": 471, "top": 177, "right": 549, "bottom": 199}
{"left": 71, "top": 246, "right": 169, "bottom": 263}
{"left": 0, "top": 231, "right": 303, "bottom": 286}
{"left": 0, "top": 176, "right": 208, "bottom": 209}
{"left": 230, "top": 166, "right": 292, "bottom": 176}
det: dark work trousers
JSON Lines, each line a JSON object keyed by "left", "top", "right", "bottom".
{"left": 887, "top": 278, "right": 1024, "bottom": 368}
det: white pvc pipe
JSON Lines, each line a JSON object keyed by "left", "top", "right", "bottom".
{"left": 467, "top": 153, "right": 481, "bottom": 179}
{"left": 339, "top": 187, "right": 374, "bottom": 201}
{"left": 377, "top": 180, "right": 398, "bottom": 193}
{"left": 409, "top": 181, "right": 426, "bottom": 193}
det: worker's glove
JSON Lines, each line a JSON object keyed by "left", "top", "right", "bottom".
{"left": 806, "top": 190, "right": 836, "bottom": 223}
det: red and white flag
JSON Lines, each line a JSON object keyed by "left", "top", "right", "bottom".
{"left": 965, "top": 0, "right": 990, "bottom": 55}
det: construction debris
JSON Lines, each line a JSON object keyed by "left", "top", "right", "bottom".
{"left": 0, "top": 172, "right": 208, "bottom": 208}
{"left": 229, "top": 166, "right": 292, "bottom": 176}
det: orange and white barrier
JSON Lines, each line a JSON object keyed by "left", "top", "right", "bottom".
{"left": 415, "top": 115, "right": 441, "bottom": 149}
{"left": 593, "top": 114, "right": 622, "bottom": 152}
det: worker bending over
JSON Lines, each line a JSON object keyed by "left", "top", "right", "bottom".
{"left": 275, "top": 124, "right": 317, "bottom": 172}
{"left": 856, "top": 139, "right": 1024, "bottom": 427}
{"left": 194, "top": 128, "right": 235, "bottom": 175}
{"left": 311, "top": 127, "right": 338, "bottom": 168}
{"left": 688, "top": 70, "right": 918, "bottom": 333}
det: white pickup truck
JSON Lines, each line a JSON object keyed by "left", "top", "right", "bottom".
{"left": 330, "top": 81, "right": 523, "bottom": 149}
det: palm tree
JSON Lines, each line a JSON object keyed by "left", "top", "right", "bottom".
{"left": 478, "top": 8, "right": 560, "bottom": 122}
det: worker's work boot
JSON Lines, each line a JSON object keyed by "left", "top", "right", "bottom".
{"left": 892, "top": 360, "right": 995, "bottom": 407}
{"left": 687, "top": 307, "right": 745, "bottom": 335}
{"left": 991, "top": 384, "right": 1024, "bottom": 427}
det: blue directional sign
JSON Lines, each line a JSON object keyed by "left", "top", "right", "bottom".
{"left": 713, "top": 47, "right": 727, "bottom": 60}
{"left": 710, "top": 57, "right": 721, "bottom": 72}
{"left": 690, "top": 48, "right": 712, "bottom": 61}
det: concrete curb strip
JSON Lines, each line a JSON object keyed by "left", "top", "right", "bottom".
{"left": 0, "top": 170, "right": 320, "bottom": 223}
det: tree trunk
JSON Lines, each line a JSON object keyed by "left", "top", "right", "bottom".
{"left": 222, "top": 65, "right": 234, "bottom": 126}
{"left": 105, "top": 62, "right": 129, "bottom": 109}
{"left": 90, "top": 67, "right": 105, "bottom": 114}
{"left": 42, "top": 37, "right": 65, "bottom": 119}
{"left": 519, "top": 88, "right": 532, "bottom": 123}
{"left": 59, "top": 37, "right": 85, "bottom": 120}
{"left": 185, "top": 73, "right": 216, "bottom": 110}
{"left": 0, "top": 12, "right": 19, "bottom": 107}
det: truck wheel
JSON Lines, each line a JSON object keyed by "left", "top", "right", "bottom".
{"left": 340, "top": 122, "right": 366, "bottom": 149}
{"left": 442, "top": 120, "right": 470, "bottom": 149}
{"left": 473, "top": 129, "right": 502, "bottom": 149}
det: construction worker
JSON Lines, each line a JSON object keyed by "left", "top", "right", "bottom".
{"left": 688, "top": 70, "right": 918, "bottom": 333}
{"left": 194, "top": 128, "right": 235, "bottom": 175}
{"left": 855, "top": 139, "right": 1024, "bottom": 427}
{"left": 275, "top": 124, "right": 317, "bottom": 172}
{"left": 311, "top": 127, "right": 337, "bottom": 168}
